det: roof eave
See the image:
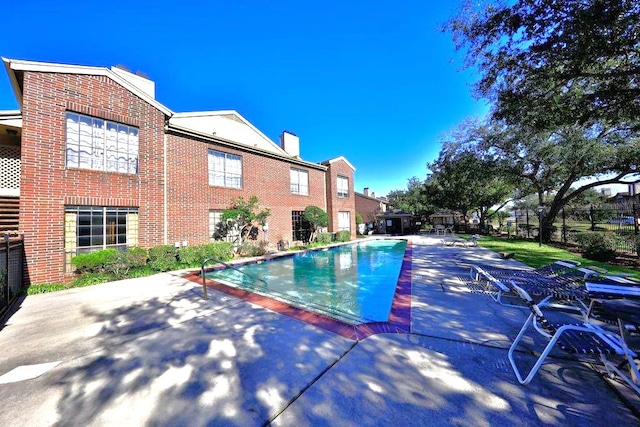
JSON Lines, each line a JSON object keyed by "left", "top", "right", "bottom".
{"left": 167, "top": 123, "right": 327, "bottom": 171}
{"left": 2, "top": 57, "right": 173, "bottom": 117}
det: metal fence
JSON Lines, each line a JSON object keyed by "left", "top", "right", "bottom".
{"left": 0, "top": 234, "right": 25, "bottom": 319}
{"left": 511, "top": 203, "right": 639, "bottom": 255}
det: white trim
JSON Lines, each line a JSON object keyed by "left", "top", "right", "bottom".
{"left": 168, "top": 123, "right": 327, "bottom": 171}
{"left": 2, "top": 57, "right": 173, "bottom": 116}
{"left": 321, "top": 155, "right": 356, "bottom": 171}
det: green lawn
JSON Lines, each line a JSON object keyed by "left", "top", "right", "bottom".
{"left": 474, "top": 235, "right": 639, "bottom": 280}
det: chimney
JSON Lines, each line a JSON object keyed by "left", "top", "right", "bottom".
{"left": 371, "top": 192, "right": 376, "bottom": 198}
{"left": 280, "top": 131, "right": 300, "bottom": 157}
{"left": 363, "top": 187, "right": 369, "bottom": 197}
{"left": 110, "top": 66, "right": 156, "bottom": 99}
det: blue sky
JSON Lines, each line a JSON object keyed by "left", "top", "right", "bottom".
{"left": 0, "top": 0, "right": 489, "bottom": 197}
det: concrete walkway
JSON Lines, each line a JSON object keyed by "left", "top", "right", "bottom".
{"left": 1, "top": 235, "right": 639, "bottom": 426}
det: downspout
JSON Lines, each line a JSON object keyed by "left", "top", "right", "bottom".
{"left": 163, "top": 131, "right": 168, "bottom": 245}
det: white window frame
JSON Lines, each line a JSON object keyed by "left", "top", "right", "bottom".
{"left": 290, "top": 168, "right": 309, "bottom": 195}
{"left": 209, "top": 210, "right": 240, "bottom": 243}
{"left": 64, "top": 206, "right": 138, "bottom": 272}
{"left": 337, "top": 175, "right": 349, "bottom": 197}
{"left": 65, "top": 112, "right": 139, "bottom": 174}
{"left": 208, "top": 149, "right": 243, "bottom": 188}
{"left": 338, "top": 211, "right": 351, "bottom": 231}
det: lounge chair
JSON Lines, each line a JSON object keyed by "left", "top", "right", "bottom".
{"left": 507, "top": 282, "right": 640, "bottom": 394}
{"left": 478, "top": 259, "right": 581, "bottom": 280}
{"left": 468, "top": 264, "right": 606, "bottom": 312}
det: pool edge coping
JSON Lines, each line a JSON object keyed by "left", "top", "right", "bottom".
{"left": 182, "top": 238, "right": 413, "bottom": 341}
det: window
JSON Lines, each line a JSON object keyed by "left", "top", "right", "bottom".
{"left": 337, "top": 175, "right": 349, "bottom": 197}
{"left": 292, "top": 210, "right": 312, "bottom": 242}
{"left": 338, "top": 211, "right": 351, "bottom": 231}
{"left": 208, "top": 150, "right": 242, "bottom": 188}
{"left": 65, "top": 112, "right": 139, "bottom": 173}
{"left": 290, "top": 168, "right": 309, "bottom": 195}
{"left": 64, "top": 206, "right": 138, "bottom": 272}
{"left": 209, "top": 210, "right": 240, "bottom": 243}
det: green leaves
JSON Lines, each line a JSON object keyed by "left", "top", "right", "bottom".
{"left": 448, "top": 0, "right": 640, "bottom": 131}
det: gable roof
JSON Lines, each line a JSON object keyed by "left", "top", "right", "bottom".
{"left": 320, "top": 156, "right": 356, "bottom": 171}
{"left": 169, "top": 110, "right": 289, "bottom": 157}
{"left": 2, "top": 57, "right": 173, "bottom": 116}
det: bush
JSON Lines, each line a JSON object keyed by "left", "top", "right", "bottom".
{"left": 127, "top": 265, "right": 156, "bottom": 278}
{"left": 126, "top": 247, "right": 148, "bottom": 268}
{"left": 574, "top": 232, "right": 617, "bottom": 262}
{"left": 71, "top": 272, "right": 114, "bottom": 287}
{"left": 355, "top": 212, "right": 364, "bottom": 224}
{"left": 178, "top": 242, "right": 234, "bottom": 267}
{"left": 71, "top": 249, "right": 120, "bottom": 274}
{"left": 237, "top": 241, "right": 267, "bottom": 257}
{"left": 27, "top": 283, "right": 68, "bottom": 295}
{"left": 148, "top": 245, "right": 180, "bottom": 272}
{"left": 316, "top": 232, "right": 333, "bottom": 245}
{"left": 335, "top": 230, "right": 351, "bottom": 242}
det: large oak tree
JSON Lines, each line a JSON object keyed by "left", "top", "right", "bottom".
{"left": 447, "top": 0, "right": 640, "bottom": 131}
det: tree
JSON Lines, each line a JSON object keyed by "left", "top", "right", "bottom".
{"left": 447, "top": 0, "right": 640, "bottom": 132}
{"left": 426, "top": 122, "right": 514, "bottom": 230}
{"left": 218, "top": 196, "right": 270, "bottom": 244}
{"left": 479, "top": 121, "right": 639, "bottom": 240}
{"left": 386, "top": 177, "right": 434, "bottom": 222}
{"left": 303, "top": 205, "right": 328, "bottom": 243}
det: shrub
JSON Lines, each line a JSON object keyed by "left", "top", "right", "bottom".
{"left": 335, "top": 230, "right": 351, "bottom": 242}
{"left": 237, "top": 241, "right": 267, "bottom": 257}
{"left": 178, "top": 242, "right": 234, "bottom": 267}
{"left": 127, "top": 265, "right": 156, "bottom": 278}
{"left": 148, "top": 245, "right": 180, "bottom": 272}
{"left": 201, "top": 242, "right": 234, "bottom": 262}
{"left": 27, "top": 283, "right": 68, "bottom": 295}
{"left": 71, "top": 272, "right": 114, "bottom": 287}
{"left": 574, "top": 232, "right": 617, "bottom": 262}
{"left": 316, "top": 232, "right": 333, "bottom": 245}
{"left": 355, "top": 212, "right": 364, "bottom": 224}
{"left": 126, "top": 247, "right": 148, "bottom": 268}
{"left": 71, "top": 249, "right": 120, "bottom": 274}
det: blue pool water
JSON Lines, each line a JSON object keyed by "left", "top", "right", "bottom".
{"left": 205, "top": 239, "right": 407, "bottom": 325}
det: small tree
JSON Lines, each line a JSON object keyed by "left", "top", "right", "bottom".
{"left": 303, "top": 205, "right": 329, "bottom": 243}
{"left": 220, "top": 196, "right": 271, "bottom": 245}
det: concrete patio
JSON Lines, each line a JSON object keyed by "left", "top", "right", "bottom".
{"left": 1, "top": 235, "right": 639, "bottom": 426}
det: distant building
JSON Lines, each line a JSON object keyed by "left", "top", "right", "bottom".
{"left": 355, "top": 187, "right": 387, "bottom": 225}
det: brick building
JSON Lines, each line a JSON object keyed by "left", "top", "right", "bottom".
{"left": 0, "top": 57, "right": 356, "bottom": 285}
{"left": 355, "top": 187, "right": 387, "bottom": 224}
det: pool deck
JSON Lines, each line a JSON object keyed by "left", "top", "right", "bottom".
{"left": 1, "top": 235, "right": 639, "bottom": 426}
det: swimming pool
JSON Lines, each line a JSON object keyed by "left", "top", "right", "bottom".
{"left": 204, "top": 239, "right": 408, "bottom": 325}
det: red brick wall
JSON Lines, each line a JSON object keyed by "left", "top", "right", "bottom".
{"left": 20, "top": 71, "right": 166, "bottom": 284}
{"left": 166, "top": 133, "right": 327, "bottom": 246}
{"left": 18, "top": 69, "right": 355, "bottom": 284}
{"left": 324, "top": 160, "right": 356, "bottom": 238}
{"left": 355, "top": 194, "right": 384, "bottom": 223}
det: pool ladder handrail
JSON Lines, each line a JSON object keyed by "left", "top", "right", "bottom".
{"left": 200, "top": 256, "right": 268, "bottom": 300}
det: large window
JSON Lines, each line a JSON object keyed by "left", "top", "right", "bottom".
{"left": 338, "top": 211, "right": 351, "bottom": 231}
{"left": 292, "top": 210, "right": 312, "bottom": 242}
{"left": 290, "top": 168, "right": 309, "bottom": 195}
{"left": 337, "top": 175, "right": 349, "bottom": 197}
{"left": 64, "top": 206, "right": 138, "bottom": 271}
{"left": 65, "top": 112, "right": 139, "bottom": 173}
{"left": 209, "top": 210, "right": 240, "bottom": 243}
{"left": 208, "top": 150, "right": 242, "bottom": 188}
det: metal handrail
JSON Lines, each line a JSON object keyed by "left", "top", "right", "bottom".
{"left": 200, "top": 256, "right": 268, "bottom": 300}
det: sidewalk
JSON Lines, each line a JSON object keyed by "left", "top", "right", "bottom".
{"left": 0, "top": 235, "right": 638, "bottom": 426}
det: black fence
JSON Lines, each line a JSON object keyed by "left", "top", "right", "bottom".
{"left": 509, "top": 203, "right": 639, "bottom": 255}
{"left": 0, "top": 234, "right": 25, "bottom": 319}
